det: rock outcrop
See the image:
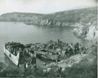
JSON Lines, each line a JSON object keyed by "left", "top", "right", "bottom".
{"left": 73, "top": 7, "right": 97, "bottom": 42}
{"left": 73, "top": 15, "right": 97, "bottom": 42}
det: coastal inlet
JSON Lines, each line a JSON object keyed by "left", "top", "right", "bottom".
{"left": 0, "top": 22, "right": 81, "bottom": 63}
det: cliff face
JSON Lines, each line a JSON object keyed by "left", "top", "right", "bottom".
{"left": 0, "top": 7, "right": 96, "bottom": 27}
{"left": 73, "top": 23, "right": 97, "bottom": 42}
{"left": 73, "top": 7, "right": 97, "bottom": 41}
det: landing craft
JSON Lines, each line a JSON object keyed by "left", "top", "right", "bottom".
{"left": 4, "top": 47, "right": 20, "bottom": 66}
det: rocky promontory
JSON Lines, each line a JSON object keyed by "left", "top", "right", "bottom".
{"left": 0, "top": 7, "right": 96, "bottom": 28}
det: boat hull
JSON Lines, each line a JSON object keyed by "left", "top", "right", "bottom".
{"left": 4, "top": 47, "right": 19, "bottom": 66}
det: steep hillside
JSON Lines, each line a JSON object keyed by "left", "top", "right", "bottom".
{"left": 73, "top": 7, "right": 97, "bottom": 41}
{"left": 0, "top": 7, "right": 96, "bottom": 27}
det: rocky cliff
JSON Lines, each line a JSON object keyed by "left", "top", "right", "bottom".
{"left": 0, "top": 7, "right": 96, "bottom": 28}
{"left": 73, "top": 7, "right": 97, "bottom": 41}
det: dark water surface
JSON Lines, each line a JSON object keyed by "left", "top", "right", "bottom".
{"left": 0, "top": 22, "right": 80, "bottom": 62}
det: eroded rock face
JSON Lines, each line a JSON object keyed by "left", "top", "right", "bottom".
{"left": 73, "top": 22, "right": 97, "bottom": 43}
{"left": 86, "top": 26, "right": 98, "bottom": 41}
{"left": 73, "top": 9, "right": 97, "bottom": 42}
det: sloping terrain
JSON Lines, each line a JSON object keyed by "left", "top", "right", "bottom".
{"left": 0, "top": 7, "right": 96, "bottom": 27}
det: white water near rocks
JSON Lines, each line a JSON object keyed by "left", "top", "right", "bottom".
{"left": 0, "top": 22, "right": 80, "bottom": 63}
